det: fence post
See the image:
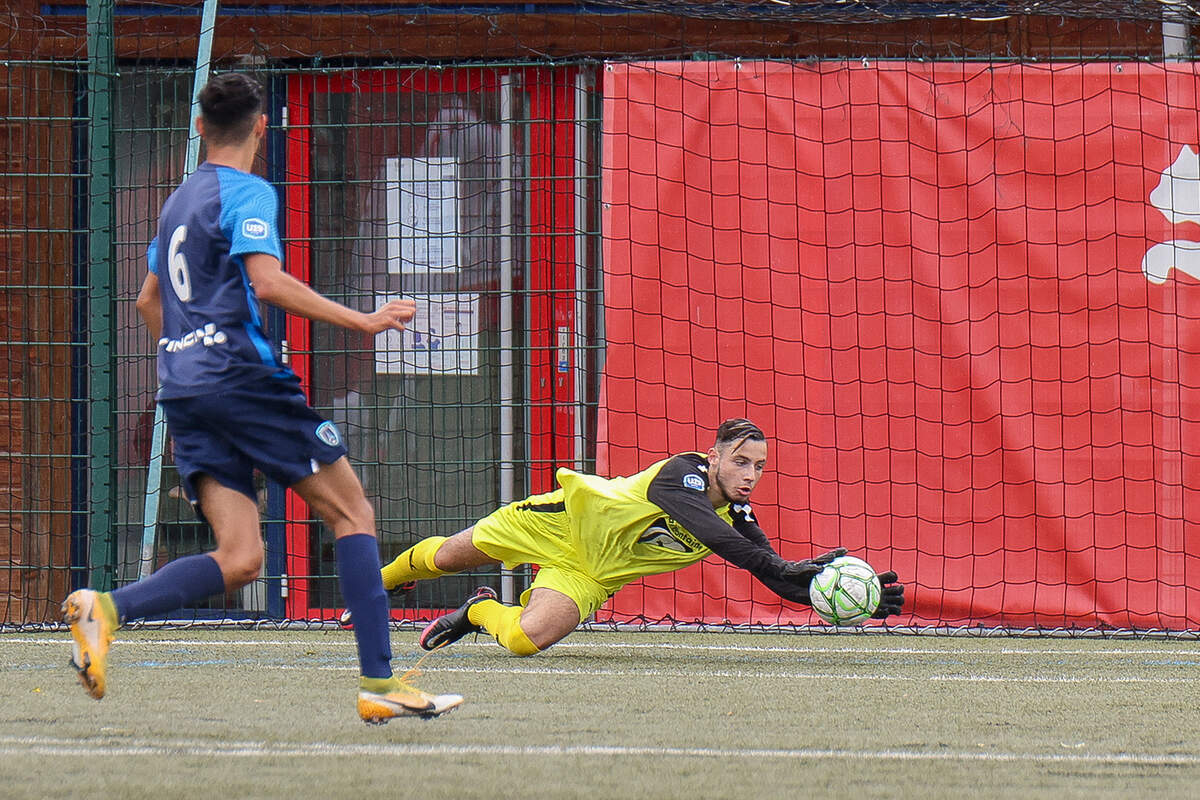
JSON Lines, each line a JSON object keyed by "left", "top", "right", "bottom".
{"left": 85, "top": 0, "right": 117, "bottom": 591}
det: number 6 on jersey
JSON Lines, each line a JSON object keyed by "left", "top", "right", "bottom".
{"left": 167, "top": 224, "right": 192, "bottom": 302}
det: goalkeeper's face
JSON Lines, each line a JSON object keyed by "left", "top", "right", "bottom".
{"left": 707, "top": 438, "right": 768, "bottom": 505}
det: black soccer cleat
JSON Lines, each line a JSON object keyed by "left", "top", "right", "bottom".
{"left": 418, "top": 586, "right": 499, "bottom": 651}
{"left": 338, "top": 581, "right": 417, "bottom": 628}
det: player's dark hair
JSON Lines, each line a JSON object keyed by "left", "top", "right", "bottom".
{"left": 198, "top": 72, "right": 264, "bottom": 146}
{"left": 714, "top": 418, "right": 765, "bottom": 449}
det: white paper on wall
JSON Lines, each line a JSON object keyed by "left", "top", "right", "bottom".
{"left": 385, "top": 156, "right": 460, "bottom": 274}
{"left": 374, "top": 293, "right": 480, "bottom": 375}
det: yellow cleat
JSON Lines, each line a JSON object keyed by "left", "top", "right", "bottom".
{"left": 61, "top": 589, "right": 116, "bottom": 700}
{"left": 357, "top": 678, "right": 463, "bottom": 724}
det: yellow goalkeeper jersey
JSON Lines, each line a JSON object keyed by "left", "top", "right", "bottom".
{"left": 556, "top": 452, "right": 782, "bottom": 592}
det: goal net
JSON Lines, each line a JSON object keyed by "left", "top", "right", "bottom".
{"left": 597, "top": 59, "right": 1200, "bottom": 632}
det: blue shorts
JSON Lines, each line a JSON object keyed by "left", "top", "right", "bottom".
{"left": 161, "top": 380, "right": 348, "bottom": 506}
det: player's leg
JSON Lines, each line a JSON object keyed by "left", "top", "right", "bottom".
{"left": 418, "top": 492, "right": 587, "bottom": 654}
{"left": 107, "top": 471, "right": 260, "bottom": 624}
{"left": 419, "top": 586, "right": 580, "bottom": 655}
{"left": 381, "top": 490, "right": 567, "bottom": 595}
{"left": 200, "top": 383, "right": 459, "bottom": 721}
{"left": 62, "top": 410, "right": 253, "bottom": 700}
{"left": 104, "top": 478, "right": 257, "bottom": 637}
{"left": 292, "top": 456, "right": 462, "bottom": 721}
{"left": 421, "top": 567, "right": 604, "bottom": 656}
{"left": 467, "top": 587, "right": 581, "bottom": 655}
{"left": 339, "top": 526, "right": 500, "bottom": 626}
{"left": 195, "top": 476, "right": 264, "bottom": 588}
{"left": 379, "top": 527, "right": 500, "bottom": 589}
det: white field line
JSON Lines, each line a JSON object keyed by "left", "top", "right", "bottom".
{"left": 368, "top": 665, "right": 1198, "bottom": 684}
{"left": 0, "top": 734, "right": 1197, "bottom": 766}
{"left": 3, "top": 637, "right": 1197, "bottom": 658}
{"left": 33, "top": 660, "right": 1188, "bottom": 684}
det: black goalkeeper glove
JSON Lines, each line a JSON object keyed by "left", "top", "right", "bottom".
{"left": 871, "top": 570, "right": 905, "bottom": 619}
{"left": 780, "top": 547, "right": 848, "bottom": 587}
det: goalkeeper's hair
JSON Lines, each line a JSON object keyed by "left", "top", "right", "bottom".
{"left": 714, "top": 418, "right": 765, "bottom": 450}
{"left": 198, "top": 72, "right": 265, "bottom": 147}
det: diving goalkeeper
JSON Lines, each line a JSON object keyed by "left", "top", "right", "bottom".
{"left": 351, "top": 418, "right": 905, "bottom": 655}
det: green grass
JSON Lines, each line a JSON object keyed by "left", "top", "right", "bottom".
{"left": 2, "top": 628, "right": 1198, "bottom": 799}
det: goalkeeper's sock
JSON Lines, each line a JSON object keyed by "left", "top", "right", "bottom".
{"left": 381, "top": 536, "right": 449, "bottom": 588}
{"left": 467, "top": 599, "right": 540, "bottom": 657}
{"left": 110, "top": 553, "right": 225, "bottom": 622}
{"left": 336, "top": 534, "right": 393, "bottom": 680}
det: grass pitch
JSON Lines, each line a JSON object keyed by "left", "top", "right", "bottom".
{"left": 2, "top": 628, "right": 1198, "bottom": 799}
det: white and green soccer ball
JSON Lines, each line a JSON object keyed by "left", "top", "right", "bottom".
{"left": 809, "top": 555, "right": 882, "bottom": 626}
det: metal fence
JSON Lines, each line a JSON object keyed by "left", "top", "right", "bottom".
{"left": 2, "top": 0, "right": 1195, "bottom": 628}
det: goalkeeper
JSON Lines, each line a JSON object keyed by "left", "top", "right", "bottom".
{"left": 351, "top": 418, "right": 905, "bottom": 655}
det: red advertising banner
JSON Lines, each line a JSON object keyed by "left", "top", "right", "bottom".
{"left": 599, "top": 61, "right": 1200, "bottom": 629}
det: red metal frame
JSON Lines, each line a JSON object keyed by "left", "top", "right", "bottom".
{"left": 283, "top": 76, "right": 313, "bottom": 620}
{"left": 526, "top": 74, "right": 580, "bottom": 494}
{"left": 282, "top": 66, "right": 579, "bottom": 619}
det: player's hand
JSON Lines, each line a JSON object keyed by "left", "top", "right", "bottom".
{"left": 360, "top": 298, "right": 416, "bottom": 334}
{"left": 780, "top": 547, "right": 848, "bottom": 586}
{"left": 871, "top": 570, "right": 905, "bottom": 618}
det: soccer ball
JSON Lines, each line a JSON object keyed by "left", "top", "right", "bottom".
{"left": 808, "top": 555, "right": 882, "bottom": 626}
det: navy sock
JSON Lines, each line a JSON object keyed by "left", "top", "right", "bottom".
{"left": 336, "top": 534, "right": 393, "bottom": 680}
{"left": 110, "top": 554, "right": 226, "bottom": 622}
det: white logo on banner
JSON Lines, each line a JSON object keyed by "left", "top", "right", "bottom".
{"left": 1143, "top": 146, "right": 1200, "bottom": 284}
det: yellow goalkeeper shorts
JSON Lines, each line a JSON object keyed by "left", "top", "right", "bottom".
{"left": 470, "top": 489, "right": 611, "bottom": 621}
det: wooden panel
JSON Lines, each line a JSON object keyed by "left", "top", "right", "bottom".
{"left": 0, "top": 60, "right": 77, "bottom": 623}
{"left": 17, "top": 9, "right": 1169, "bottom": 61}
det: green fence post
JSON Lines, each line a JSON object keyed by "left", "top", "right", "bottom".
{"left": 86, "top": 0, "right": 117, "bottom": 591}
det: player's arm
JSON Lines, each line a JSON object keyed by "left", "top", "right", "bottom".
{"left": 244, "top": 253, "right": 414, "bottom": 334}
{"left": 727, "top": 505, "right": 773, "bottom": 551}
{"left": 648, "top": 472, "right": 843, "bottom": 603}
{"left": 727, "top": 506, "right": 905, "bottom": 615}
{"left": 645, "top": 456, "right": 849, "bottom": 604}
{"left": 135, "top": 271, "right": 163, "bottom": 342}
{"left": 724, "top": 507, "right": 822, "bottom": 604}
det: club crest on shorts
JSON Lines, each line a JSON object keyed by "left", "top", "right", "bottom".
{"left": 315, "top": 421, "right": 342, "bottom": 447}
{"left": 682, "top": 473, "right": 705, "bottom": 491}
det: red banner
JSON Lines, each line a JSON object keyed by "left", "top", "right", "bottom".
{"left": 599, "top": 62, "right": 1200, "bottom": 629}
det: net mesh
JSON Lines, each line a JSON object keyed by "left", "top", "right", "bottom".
{"left": 597, "top": 59, "right": 1200, "bottom": 632}
{"left": 1, "top": 0, "right": 1197, "bottom": 633}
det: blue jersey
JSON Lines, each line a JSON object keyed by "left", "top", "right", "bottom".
{"left": 146, "top": 162, "right": 297, "bottom": 399}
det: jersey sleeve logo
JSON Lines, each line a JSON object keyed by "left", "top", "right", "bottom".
{"left": 242, "top": 218, "right": 270, "bottom": 239}
{"left": 682, "top": 473, "right": 706, "bottom": 491}
{"left": 732, "top": 503, "right": 756, "bottom": 523}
